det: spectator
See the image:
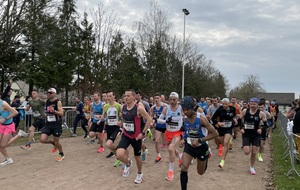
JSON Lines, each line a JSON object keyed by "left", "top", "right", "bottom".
{"left": 1, "top": 79, "right": 13, "bottom": 104}
{"left": 22, "top": 96, "right": 32, "bottom": 128}
{"left": 10, "top": 95, "right": 22, "bottom": 130}
{"left": 292, "top": 99, "right": 300, "bottom": 164}
{"left": 286, "top": 99, "right": 298, "bottom": 120}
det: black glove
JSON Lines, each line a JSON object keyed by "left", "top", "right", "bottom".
{"left": 166, "top": 116, "right": 172, "bottom": 124}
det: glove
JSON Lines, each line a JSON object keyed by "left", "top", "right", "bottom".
{"left": 166, "top": 116, "right": 172, "bottom": 124}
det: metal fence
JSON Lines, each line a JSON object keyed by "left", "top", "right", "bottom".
{"left": 278, "top": 112, "right": 300, "bottom": 176}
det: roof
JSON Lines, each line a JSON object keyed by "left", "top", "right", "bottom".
{"left": 255, "top": 92, "right": 295, "bottom": 105}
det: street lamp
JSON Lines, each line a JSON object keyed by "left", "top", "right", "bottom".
{"left": 182, "top": 8, "right": 189, "bottom": 99}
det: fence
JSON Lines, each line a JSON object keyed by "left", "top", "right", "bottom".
{"left": 277, "top": 112, "right": 300, "bottom": 176}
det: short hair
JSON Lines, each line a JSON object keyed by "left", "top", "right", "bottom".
{"left": 126, "top": 89, "right": 136, "bottom": 95}
{"left": 136, "top": 89, "right": 142, "bottom": 95}
{"left": 154, "top": 93, "right": 161, "bottom": 97}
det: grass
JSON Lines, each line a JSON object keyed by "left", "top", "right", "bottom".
{"left": 272, "top": 126, "right": 300, "bottom": 190}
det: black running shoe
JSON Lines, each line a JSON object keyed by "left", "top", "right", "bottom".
{"left": 106, "top": 152, "right": 115, "bottom": 158}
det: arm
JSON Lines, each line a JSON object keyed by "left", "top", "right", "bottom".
{"left": 53, "top": 101, "right": 64, "bottom": 117}
{"left": 157, "top": 107, "right": 167, "bottom": 124}
{"left": 239, "top": 109, "right": 246, "bottom": 134}
{"left": 135, "top": 106, "right": 152, "bottom": 140}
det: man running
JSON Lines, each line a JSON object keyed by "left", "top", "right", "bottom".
{"left": 179, "top": 96, "right": 218, "bottom": 190}
{"left": 40, "top": 88, "right": 65, "bottom": 161}
{"left": 71, "top": 97, "right": 88, "bottom": 137}
{"left": 21, "top": 89, "right": 45, "bottom": 150}
{"left": 239, "top": 97, "right": 267, "bottom": 175}
{"left": 149, "top": 93, "right": 167, "bottom": 163}
{"left": 102, "top": 91, "right": 122, "bottom": 166}
{"left": 116, "top": 89, "right": 152, "bottom": 184}
{"left": 157, "top": 92, "right": 183, "bottom": 181}
{"left": 211, "top": 98, "right": 237, "bottom": 169}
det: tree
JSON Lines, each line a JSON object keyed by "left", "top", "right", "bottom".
{"left": 229, "top": 74, "right": 265, "bottom": 101}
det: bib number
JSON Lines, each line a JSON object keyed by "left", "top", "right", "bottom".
{"left": 47, "top": 115, "right": 56, "bottom": 122}
{"left": 223, "top": 121, "right": 232, "bottom": 128}
{"left": 245, "top": 124, "right": 254, "bottom": 129}
{"left": 167, "top": 122, "right": 179, "bottom": 132}
{"left": 187, "top": 137, "right": 201, "bottom": 147}
{"left": 33, "top": 111, "right": 41, "bottom": 117}
{"left": 123, "top": 122, "right": 134, "bottom": 132}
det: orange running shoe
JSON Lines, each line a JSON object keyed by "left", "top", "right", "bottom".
{"left": 51, "top": 146, "right": 57, "bottom": 153}
{"left": 166, "top": 170, "right": 174, "bottom": 181}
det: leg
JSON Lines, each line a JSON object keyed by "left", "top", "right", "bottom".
{"left": 72, "top": 115, "right": 81, "bottom": 134}
{"left": 180, "top": 152, "right": 193, "bottom": 190}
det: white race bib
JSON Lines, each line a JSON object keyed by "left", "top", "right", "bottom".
{"left": 245, "top": 124, "right": 254, "bottom": 129}
{"left": 223, "top": 121, "right": 232, "bottom": 128}
{"left": 123, "top": 122, "right": 134, "bottom": 132}
{"left": 33, "top": 111, "right": 41, "bottom": 117}
{"left": 47, "top": 115, "right": 56, "bottom": 122}
{"left": 94, "top": 114, "right": 101, "bottom": 120}
{"left": 187, "top": 137, "right": 201, "bottom": 147}
{"left": 108, "top": 118, "right": 118, "bottom": 125}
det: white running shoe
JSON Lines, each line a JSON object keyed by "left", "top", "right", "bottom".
{"left": 250, "top": 167, "right": 257, "bottom": 175}
{"left": 134, "top": 172, "right": 143, "bottom": 184}
{"left": 0, "top": 158, "right": 13, "bottom": 166}
{"left": 18, "top": 130, "right": 28, "bottom": 137}
{"left": 122, "top": 160, "right": 132, "bottom": 177}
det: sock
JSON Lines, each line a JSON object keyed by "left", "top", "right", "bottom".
{"left": 59, "top": 152, "right": 64, "bottom": 156}
{"left": 169, "top": 162, "right": 174, "bottom": 171}
{"left": 157, "top": 153, "right": 161, "bottom": 157}
{"left": 180, "top": 171, "right": 188, "bottom": 190}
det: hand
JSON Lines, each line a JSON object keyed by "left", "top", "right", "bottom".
{"left": 49, "top": 106, "right": 55, "bottom": 113}
{"left": 0, "top": 117, "right": 6, "bottom": 124}
{"left": 135, "top": 133, "right": 145, "bottom": 141}
{"left": 218, "top": 122, "right": 225, "bottom": 127}
{"left": 233, "top": 118, "right": 238, "bottom": 125}
{"left": 191, "top": 139, "right": 199, "bottom": 148}
{"left": 166, "top": 116, "right": 172, "bottom": 124}
{"left": 240, "top": 129, "right": 245, "bottom": 134}
{"left": 257, "top": 129, "right": 262, "bottom": 135}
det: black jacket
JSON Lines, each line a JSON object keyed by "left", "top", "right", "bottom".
{"left": 293, "top": 107, "right": 300, "bottom": 134}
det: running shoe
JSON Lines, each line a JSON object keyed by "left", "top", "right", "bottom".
{"left": 17, "top": 129, "right": 28, "bottom": 137}
{"left": 0, "top": 158, "right": 13, "bottom": 166}
{"left": 106, "top": 152, "right": 115, "bottom": 158}
{"left": 51, "top": 146, "right": 57, "bottom": 153}
{"left": 218, "top": 146, "right": 223, "bottom": 157}
{"left": 114, "top": 159, "right": 121, "bottom": 167}
{"left": 83, "top": 133, "right": 88, "bottom": 138}
{"left": 70, "top": 133, "right": 77, "bottom": 137}
{"left": 147, "top": 128, "right": 152, "bottom": 139}
{"left": 141, "top": 149, "right": 148, "bottom": 162}
{"left": 257, "top": 153, "right": 263, "bottom": 162}
{"left": 122, "top": 160, "right": 132, "bottom": 177}
{"left": 250, "top": 167, "right": 256, "bottom": 175}
{"left": 88, "top": 139, "right": 95, "bottom": 145}
{"left": 97, "top": 146, "right": 105, "bottom": 153}
{"left": 134, "top": 172, "right": 143, "bottom": 184}
{"left": 21, "top": 144, "right": 31, "bottom": 151}
{"left": 155, "top": 156, "right": 161, "bottom": 163}
{"left": 56, "top": 154, "right": 65, "bottom": 162}
{"left": 218, "top": 159, "right": 225, "bottom": 169}
{"left": 165, "top": 170, "right": 174, "bottom": 181}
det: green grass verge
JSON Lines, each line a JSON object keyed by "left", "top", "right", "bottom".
{"left": 272, "top": 127, "right": 300, "bottom": 190}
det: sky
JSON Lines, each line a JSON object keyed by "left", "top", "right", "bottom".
{"left": 77, "top": 0, "right": 299, "bottom": 98}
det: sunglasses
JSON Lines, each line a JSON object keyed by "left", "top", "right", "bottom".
{"left": 47, "top": 92, "right": 53, "bottom": 94}
{"left": 169, "top": 99, "right": 176, "bottom": 101}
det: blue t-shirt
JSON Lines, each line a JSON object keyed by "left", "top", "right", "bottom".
{"left": 183, "top": 117, "right": 206, "bottom": 146}
{"left": 92, "top": 101, "right": 103, "bottom": 123}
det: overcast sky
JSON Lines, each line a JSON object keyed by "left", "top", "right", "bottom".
{"left": 77, "top": 0, "right": 299, "bottom": 98}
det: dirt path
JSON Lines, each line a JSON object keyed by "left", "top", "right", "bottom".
{"left": 0, "top": 133, "right": 272, "bottom": 190}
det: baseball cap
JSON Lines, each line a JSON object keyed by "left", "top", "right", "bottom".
{"left": 249, "top": 97, "right": 259, "bottom": 103}
{"left": 48, "top": 88, "right": 57, "bottom": 94}
{"left": 169, "top": 92, "right": 179, "bottom": 99}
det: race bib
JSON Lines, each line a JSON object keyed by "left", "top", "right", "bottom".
{"left": 93, "top": 114, "right": 101, "bottom": 120}
{"left": 167, "top": 121, "right": 180, "bottom": 132}
{"left": 108, "top": 116, "right": 118, "bottom": 125}
{"left": 223, "top": 121, "right": 232, "bottom": 128}
{"left": 33, "top": 111, "right": 41, "bottom": 117}
{"left": 47, "top": 115, "right": 56, "bottom": 122}
{"left": 187, "top": 137, "right": 201, "bottom": 147}
{"left": 245, "top": 124, "right": 254, "bottom": 129}
{"left": 123, "top": 122, "right": 134, "bottom": 132}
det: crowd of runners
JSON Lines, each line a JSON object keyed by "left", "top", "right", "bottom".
{"left": 0, "top": 81, "right": 282, "bottom": 190}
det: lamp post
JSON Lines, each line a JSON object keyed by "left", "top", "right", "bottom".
{"left": 182, "top": 8, "right": 189, "bottom": 99}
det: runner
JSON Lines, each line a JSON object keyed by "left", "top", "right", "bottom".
{"left": 230, "top": 97, "right": 242, "bottom": 140}
{"left": 211, "top": 98, "right": 237, "bottom": 169}
{"left": 157, "top": 92, "right": 183, "bottom": 181}
{"left": 71, "top": 97, "right": 88, "bottom": 137}
{"left": 149, "top": 93, "right": 167, "bottom": 163}
{"left": 179, "top": 96, "right": 218, "bottom": 190}
{"left": 40, "top": 88, "right": 65, "bottom": 161}
{"left": 21, "top": 89, "right": 45, "bottom": 150}
{"left": 102, "top": 91, "right": 122, "bottom": 167}
{"left": 257, "top": 102, "right": 273, "bottom": 162}
{"left": 81, "top": 97, "right": 91, "bottom": 138}
{"left": 239, "top": 97, "right": 267, "bottom": 175}
{"left": 116, "top": 89, "right": 152, "bottom": 184}
{"left": 0, "top": 98, "right": 28, "bottom": 166}
{"left": 89, "top": 92, "right": 105, "bottom": 153}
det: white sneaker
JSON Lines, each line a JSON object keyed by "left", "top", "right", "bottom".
{"left": 122, "top": 160, "right": 132, "bottom": 177}
{"left": 250, "top": 167, "right": 257, "bottom": 175}
{"left": 134, "top": 172, "right": 143, "bottom": 184}
{"left": 18, "top": 130, "right": 28, "bottom": 137}
{"left": 0, "top": 158, "right": 13, "bottom": 166}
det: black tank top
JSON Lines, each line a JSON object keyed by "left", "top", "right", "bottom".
{"left": 122, "top": 104, "right": 142, "bottom": 139}
{"left": 244, "top": 108, "right": 261, "bottom": 136}
{"left": 45, "top": 99, "right": 61, "bottom": 124}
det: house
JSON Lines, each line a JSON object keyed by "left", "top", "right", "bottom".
{"left": 255, "top": 92, "right": 295, "bottom": 106}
